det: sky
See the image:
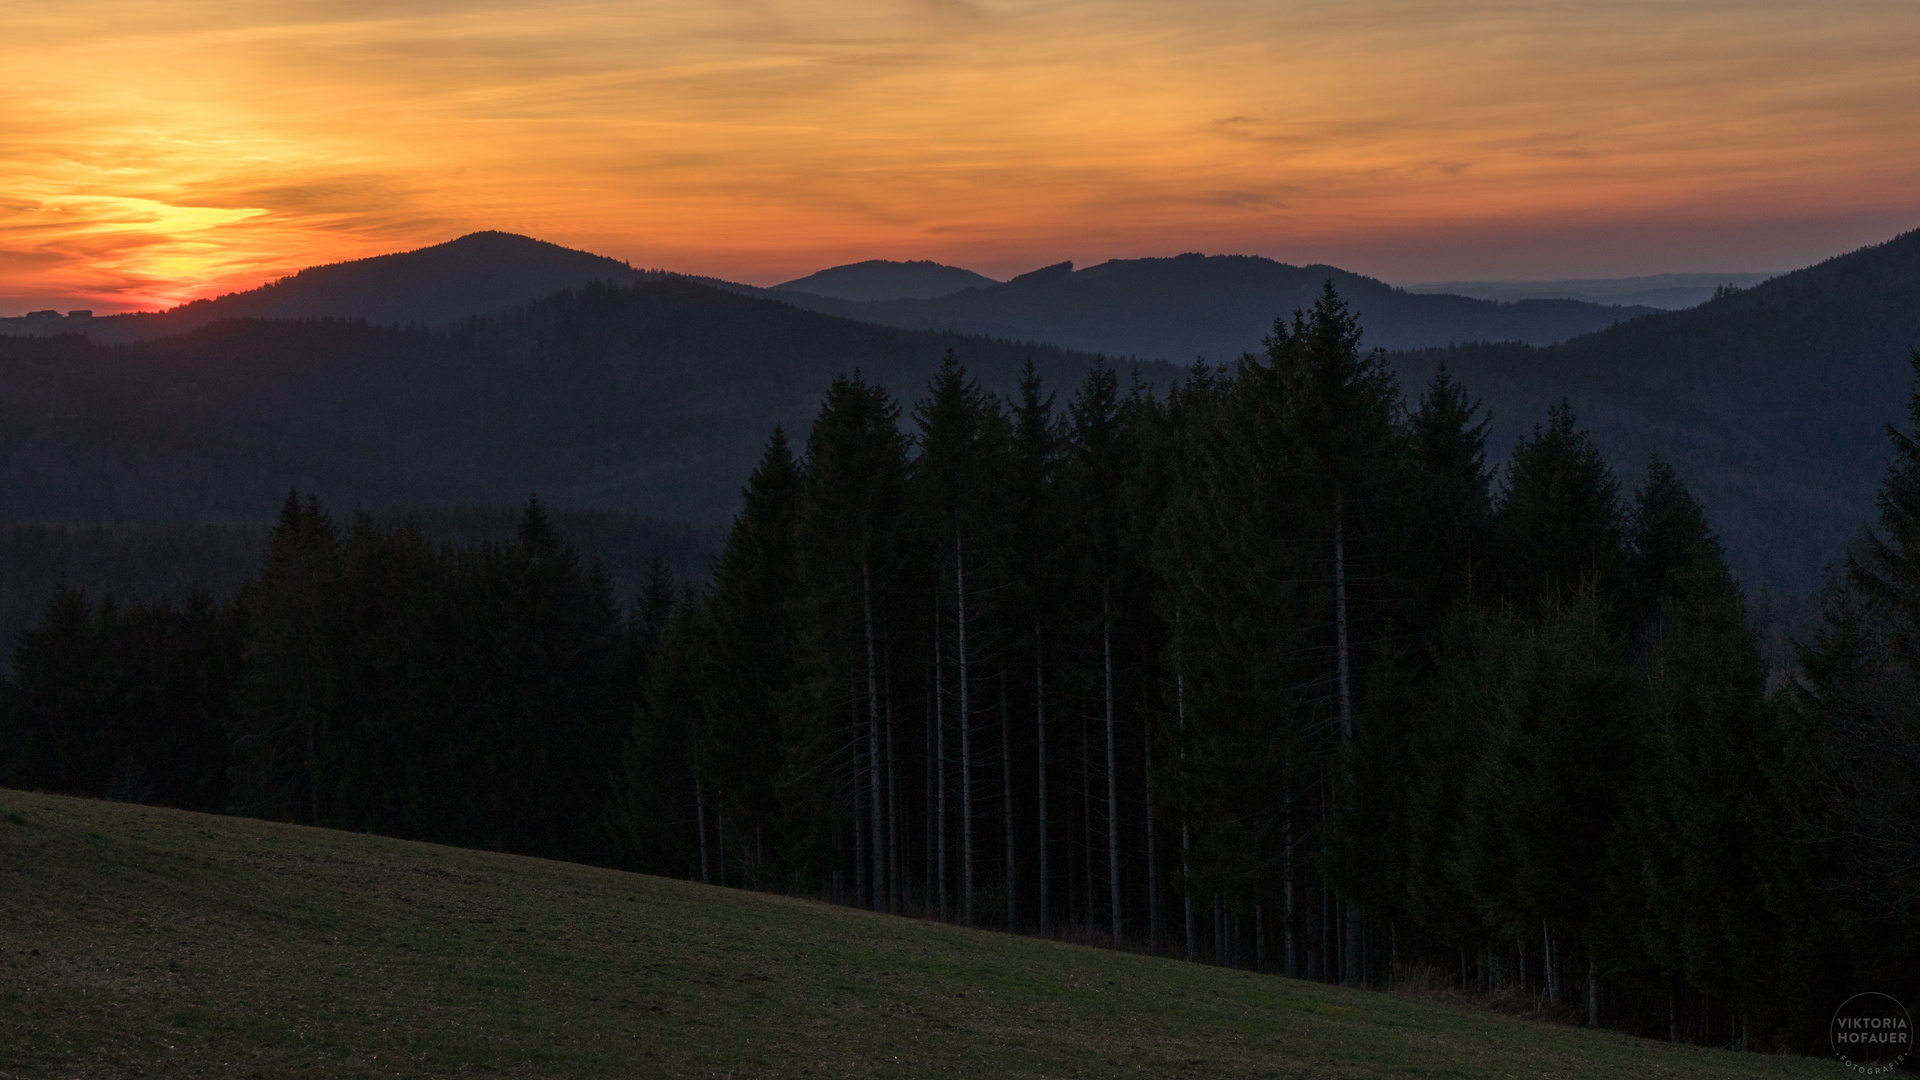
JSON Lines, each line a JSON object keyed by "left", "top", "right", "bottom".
{"left": 3, "top": 0, "right": 1918, "bottom": 313}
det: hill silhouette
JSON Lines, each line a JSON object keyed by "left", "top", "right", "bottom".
{"left": 1396, "top": 227, "right": 1920, "bottom": 595}
{"left": 0, "top": 277, "right": 1135, "bottom": 525}
{"left": 1403, "top": 272, "right": 1779, "bottom": 310}
{"left": 773, "top": 258, "right": 1000, "bottom": 301}
{"left": 4, "top": 236, "right": 1649, "bottom": 354}
{"left": 4, "top": 230, "right": 1919, "bottom": 595}
{"left": 718, "top": 253, "right": 1658, "bottom": 358}
{"left": 0, "top": 232, "right": 648, "bottom": 344}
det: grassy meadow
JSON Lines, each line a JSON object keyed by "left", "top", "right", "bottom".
{"left": 1, "top": 789, "right": 1845, "bottom": 1078}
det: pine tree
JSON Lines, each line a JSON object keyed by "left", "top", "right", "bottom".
{"left": 1260, "top": 282, "right": 1405, "bottom": 984}
{"left": 1795, "top": 349, "right": 1920, "bottom": 935}
{"left": 1459, "top": 592, "right": 1637, "bottom": 1006}
{"left": 791, "top": 371, "right": 909, "bottom": 904}
{"left": 1065, "top": 358, "right": 1129, "bottom": 942}
{"left": 1616, "top": 458, "right": 1779, "bottom": 1038}
{"left": 232, "top": 491, "right": 344, "bottom": 824}
{"left": 913, "top": 352, "right": 1009, "bottom": 926}
{"left": 1405, "top": 363, "right": 1493, "bottom": 622}
{"left": 1009, "top": 362, "right": 1062, "bottom": 933}
{"left": 1494, "top": 400, "right": 1627, "bottom": 611}
{"left": 701, "top": 428, "right": 801, "bottom": 890}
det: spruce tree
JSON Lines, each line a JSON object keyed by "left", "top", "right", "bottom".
{"left": 1065, "top": 358, "right": 1129, "bottom": 942}
{"left": 702, "top": 427, "right": 801, "bottom": 889}
{"left": 1795, "top": 349, "right": 1920, "bottom": 936}
{"left": 913, "top": 352, "right": 1009, "bottom": 926}
{"left": 1261, "top": 282, "right": 1405, "bottom": 984}
{"left": 232, "top": 491, "right": 344, "bottom": 824}
{"left": 1494, "top": 401, "right": 1627, "bottom": 610}
{"left": 1618, "top": 458, "right": 1778, "bottom": 1038}
{"left": 791, "top": 371, "right": 909, "bottom": 905}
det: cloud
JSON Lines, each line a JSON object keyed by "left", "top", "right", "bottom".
{"left": 2, "top": 0, "right": 1917, "bottom": 308}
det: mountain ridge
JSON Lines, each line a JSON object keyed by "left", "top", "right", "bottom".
{"left": 1393, "top": 226, "right": 1920, "bottom": 594}
{"left": 2, "top": 234, "right": 1653, "bottom": 354}
{"left": 0, "top": 232, "right": 651, "bottom": 345}
{"left": 0, "top": 276, "right": 1143, "bottom": 526}
{"left": 707, "top": 252, "right": 1660, "bottom": 359}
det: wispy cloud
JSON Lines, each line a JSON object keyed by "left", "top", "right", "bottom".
{"left": 2, "top": 0, "right": 1916, "bottom": 309}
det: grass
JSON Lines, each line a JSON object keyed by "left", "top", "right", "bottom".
{"left": 1, "top": 789, "right": 1845, "bottom": 1079}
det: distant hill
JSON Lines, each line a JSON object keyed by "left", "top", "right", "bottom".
{"left": 1402, "top": 272, "right": 1781, "bottom": 311}
{"left": 773, "top": 259, "right": 1000, "bottom": 301}
{"left": 2, "top": 236, "right": 1648, "bottom": 356}
{"left": 0, "top": 232, "right": 649, "bottom": 344}
{"left": 1395, "top": 228, "right": 1920, "bottom": 596}
{"left": 0, "top": 277, "right": 1136, "bottom": 525}
{"left": 716, "top": 253, "right": 1659, "bottom": 360}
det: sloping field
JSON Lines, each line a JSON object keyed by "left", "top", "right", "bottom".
{"left": 2, "top": 790, "right": 1840, "bottom": 1078}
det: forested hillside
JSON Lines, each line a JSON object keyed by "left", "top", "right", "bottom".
{"left": 7, "top": 287, "right": 1914, "bottom": 1062}
{"left": 717, "top": 253, "right": 1655, "bottom": 357}
{"left": 1398, "top": 227, "right": 1920, "bottom": 595}
{"left": 0, "top": 509, "right": 719, "bottom": 673}
{"left": 0, "top": 277, "right": 1132, "bottom": 523}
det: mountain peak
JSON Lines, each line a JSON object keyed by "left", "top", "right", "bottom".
{"left": 773, "top": 259, "right": 999, "bottom": 302}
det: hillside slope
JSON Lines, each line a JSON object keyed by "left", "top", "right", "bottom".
{"left": 0, "top": 233, "right": 648, "bottom": 344}
{"left": 720, "top": 253, "right": 1657, "bottom": 358}
{"left": 1396, "top": 227, "right": 1920, "bottom": 595}
{"left": 0, "top": 789, "right": 1845, "bottom": 1079}
{"left": 0, "top": 278, "right": 1133, "bottom": 524}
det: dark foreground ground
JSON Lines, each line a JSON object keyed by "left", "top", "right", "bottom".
{"left": 0, "top": 790, "right": 1845, "bottom": 1078}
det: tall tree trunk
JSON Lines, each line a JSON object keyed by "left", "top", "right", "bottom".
{"left": 1082, "top": 716, "right": 1094, "bottom": 929}
{"left": 1035, "top": 619, "right": 1050, "bottom": 936}
{"left": 886, "top": 656, "right": 900, "bottom": 914}
{"left": 1000, "top": 671, "right": 1016, "bottom": 930}
{"left": 1255, "top": 901, "right": 1266, "bottom": 972}
{"left": 695, "top": 769, "right": 709, "bottom": 885}
{"left": 304, "top": 716, "right": 321, "bottom": 826}
{"left": 924, "top": 678, "right": 934, "bottom": 917}
{"left": 854, "top": 733, "right": 867, "bottom": 908}
{"left": 957, "top": 530, "right": 974, "bottom": 928}
{"left": 716, "top": 790, "right": 725, "bottom": 888}
{"left": 1213, "top": 893, "right": 1225, "bottom": 965}
{"left": 1283, "top": 788, "right": 1297, "bottom": 977}
{"left": 1544, "top": 918, "right": 1559, "bottom": 1006}
{"left": 862, "top": 559, "right": 886, "bottom": 912}
{"left": 1334, "top": 498, "right": 1353, "bottom": 740}
{"left": 1177, "top": 657, "right": 1194, "bottom": 962}
{"left": 1145, "top": 707, "right": 1158, "bottom": 951}
{"left": 1334, "top": 500, "right": 1363, "bottom": 986}
{"left": 1588, "top": 957, "right": 1599, "bottom": 1027}
{"left": 1104, "top": 591, "right": 1121, "bottom": 943}
{"left": 936, "top": 613, "right": 948, "bottom": 921}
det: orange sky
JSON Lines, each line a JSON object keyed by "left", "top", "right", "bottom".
{"left": 4, "top": 0, "right": 1918, "bottom": 313}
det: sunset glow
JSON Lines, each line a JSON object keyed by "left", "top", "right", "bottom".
{"left": 5, "top": 0, "right": 1918, "bottom": 312}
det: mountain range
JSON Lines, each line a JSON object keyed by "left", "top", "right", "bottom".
{"left": 1402, "top": 272, "right": 1781, "bottom": 310}
{"left": 720, "top": 254, "right": 1658, "bottom": 358}
{"left": 0, "top": 278, "right": 1123, "bottom": 526}
{"left": 3, "top": 226, "right": 1919, "bottom": 597}
{"left": 1, "top": 234, "right": 1651, "bottom": 355}
{"left": 1398, "top": 227, "right": 1920, "bottom": 594}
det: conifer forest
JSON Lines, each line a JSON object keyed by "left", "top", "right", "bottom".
{"left": 5, "top": 287, "right": 1917, "bottom": 1053}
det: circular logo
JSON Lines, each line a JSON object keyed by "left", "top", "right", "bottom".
{"left": 1831, "top": 992, "right": 1913, "bottom": 1074}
